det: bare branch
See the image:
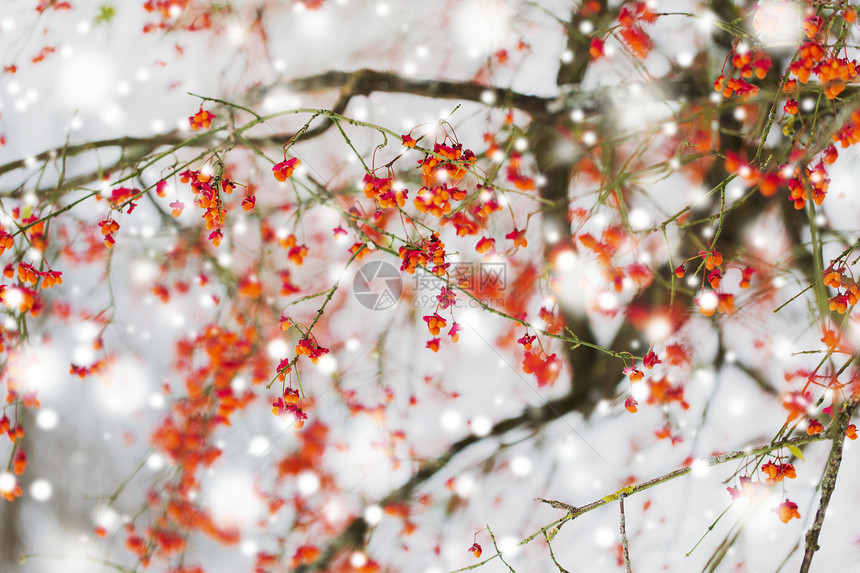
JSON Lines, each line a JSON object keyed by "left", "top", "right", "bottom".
{"left": 619, "top": 496, "right": 632, "bottom": 573}
{"left": 284, "top": 68, "right": 552, "bottom": 115}
{"left": 734, "top": 360, "right": 779, "bottom": 396}
{"left": 543, "top": 530, "right": 570, "bottom": 573}
{"left": 535, "top": 431, "right": 831, "bottom": 522}
{"left": 0, "top": 134, "right": 178, "bottom": 180}
{"left": 293, "top": 385, "right": 601, "bottom": 572}
{"left": 0, "top": 97, "right": 351, "bottom": 199}
{"left": 799, "top": 399, "right": 858, "bottom": 573}
{"left": 487, "top": 525, "right": 517, "bottom": 573}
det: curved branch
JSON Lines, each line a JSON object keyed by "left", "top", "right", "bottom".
{"left": 284, "top": 68, "right": 552, "bottom": 115}
{"left": 0, "top": 97, "right": 353, "bottom": 199}
{"left": 0, "top": 135, "right": 179, "bottom": 180}
{"left": 295, "top": 386, "right": 602, "bottom": 572}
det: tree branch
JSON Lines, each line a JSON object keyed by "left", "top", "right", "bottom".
{"left": 535, "top": 431, "right": 832, "bottom": 523}
{"left": 284, "top": 68, "right": 552, "bottom": 115}
{"left": 295, "top": 380, "right": 618, "bottom": 572}
{"left": 619, "top": 496, "right": 632, "bottom": 573}
{"left": 0, "top": 95, "right": 352, "bottom": 199}
{"left": 799, "top": 398, "right": 858, "bottom": 573}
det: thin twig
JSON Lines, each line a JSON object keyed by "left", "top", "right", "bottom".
{"left": 543, "top": 530, "right": 570, "bottom": 573}
{"left": 799, "top": 399, "right": 858, "bottom": 572}
{"left": 535, "top": 431, "right": 830, "bottom": 523}
{"left": 619, "top": 495, "right": 632, "bottom": 573}
{"left": 773, "top": 282, "right": 816, "bottom": 314}
{"left": 19, "top": 553, "right": 135, "bottom": 573}
{"left": 487, "top": 525, "right": 517, "bottom": 573}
